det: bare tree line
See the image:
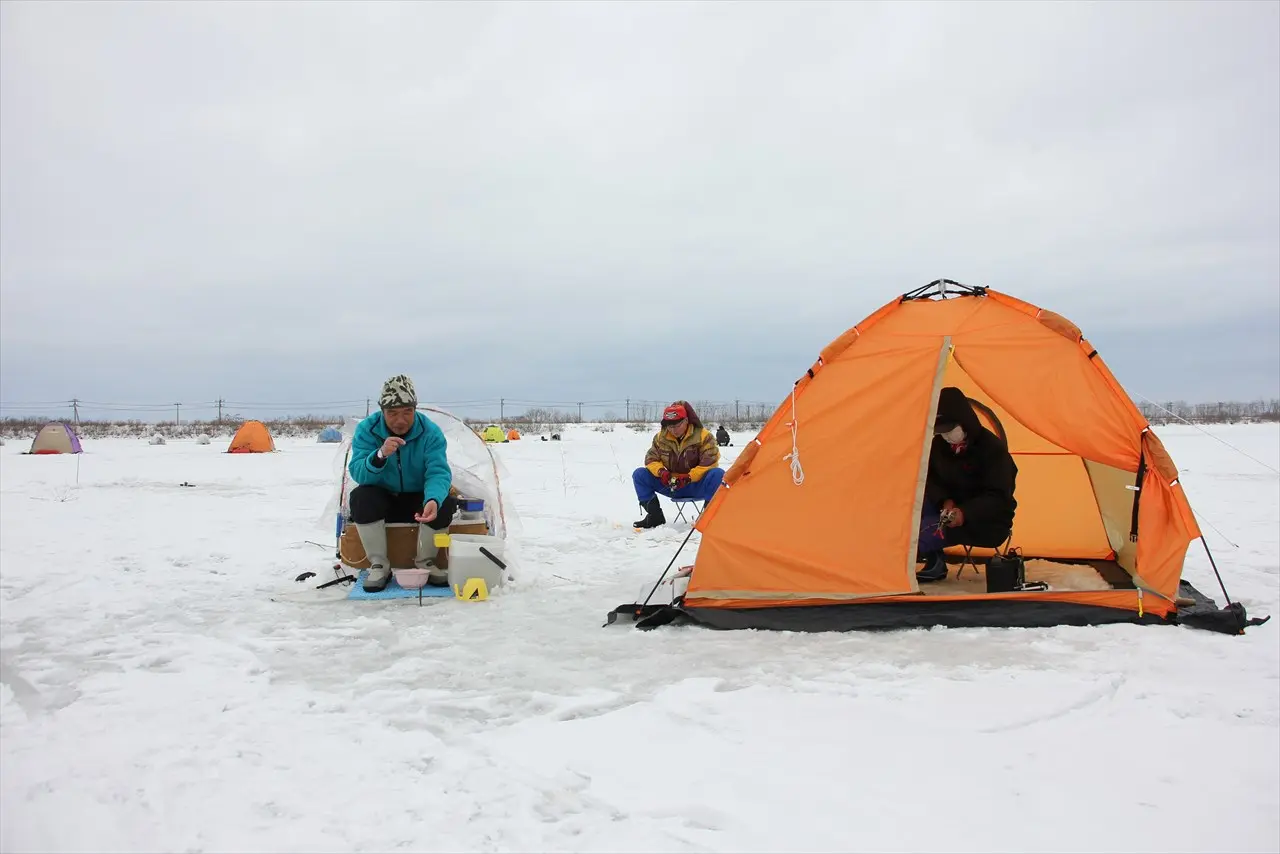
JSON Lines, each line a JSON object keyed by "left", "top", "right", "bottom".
{"left": 2, "top": 397, "right": 1276, "bottom": 441}
{"left": 498, "top": 398, "right": 1280, "bottom": 430}
{"left": 474, "top": 400, "right": 777, "bottom": 428}
{"left": 0, "top": 415, "right": 343, "bottom": 440}
{"left": 1137, "top": 399, "right": 1280, "bottom": 424}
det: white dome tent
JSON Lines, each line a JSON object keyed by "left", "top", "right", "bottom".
{"left": 149, "top": 433, "right": 166, "bottom": 445}
{"left": 322, "top": 407, "right": 520, "bottom": 542}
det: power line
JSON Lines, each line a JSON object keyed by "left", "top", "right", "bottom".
{"left": 4, "top": 394, "right": 1272, "bottom": 424}
{"left": 220, "top": 399, "right": 369, "bottom": 407}
{"left": 0, "top": 396, "right": 784, "bottom": 410}
{"left": 76, "top": 400, "right": 189, "bottom": 408}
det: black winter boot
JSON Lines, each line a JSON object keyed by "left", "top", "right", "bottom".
{"left": 916, "top": 552, "right": 949, "bottom": 583}
{"left": 633, "top": 498, "right": 666, "bottom": 529}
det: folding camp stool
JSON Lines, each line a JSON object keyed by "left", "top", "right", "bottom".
{"left": 956, "top": 535, "right": 1013, "bottom": 579}
{"left": 955, "top": 545, "right": 981, "bottom": 578}
{"left": 669, "top": 497, "right": 705, "bottom": 524}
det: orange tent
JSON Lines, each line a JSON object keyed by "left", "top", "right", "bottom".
{"left": 507, "top": 429, "right": 521, "bottom": 441}
{"left": 227, "top": 420, "right": 275, "bottom": 453}
{"left": 615, "top": 281, "right": 1261, "bottom": 635}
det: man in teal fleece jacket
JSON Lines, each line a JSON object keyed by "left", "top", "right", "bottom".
{"left": 347, "top": 374, "right": 456, "bottom": 591}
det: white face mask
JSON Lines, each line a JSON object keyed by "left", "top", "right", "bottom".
{"left": 940, "top": 425, "right": 966, "bottom": 444}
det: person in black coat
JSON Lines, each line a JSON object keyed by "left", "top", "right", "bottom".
{"left": 715, "top": 424, "right": 732, "bottom": 447}
{"left": 917, "top": 386, "right": 1018, "bottom": 582}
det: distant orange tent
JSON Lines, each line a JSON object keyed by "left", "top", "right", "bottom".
{"left": 227, "top": 420, "right": 275, "bottom": 453}
{"left": 609, "top": 280, "right": 1265, "bottom": 636}
{"left": 507, "top": 429, "right": 521, "bottom": 441}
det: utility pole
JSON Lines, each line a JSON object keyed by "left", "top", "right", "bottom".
{"left": 577, "top": 402, "right": 583, "bottom": 422}
{"left": 71, "top": 398, "right": 79, "bottom": 424}
{"left": 366, "top": 398, "right": 371, "bottom": 416}
{"left": 500, "top": 398, "right": 505, "bottom": 425}
{"left": 626, "top": 398, "right": 630, "bottom": 421}
{"left": 174, "top": 403, "right": 181, "bottom": 426}
{"left": 735, "top": 399, "right": 740, "bottom": 421}
{"left": 217, "top": 399, "right": 224, "bottom": 423}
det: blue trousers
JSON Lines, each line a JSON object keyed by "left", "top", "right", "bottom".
{"left": 918, "top": 504, "right": 947, "bottom": 555}
{"left": 633, "top": 467, "right": 725, "bottom": 503}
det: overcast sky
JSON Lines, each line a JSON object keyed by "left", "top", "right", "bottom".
{"left": 1, "top": 0, "right": 1277, "bottom": 421}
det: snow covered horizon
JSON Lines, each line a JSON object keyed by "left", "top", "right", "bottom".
{"left": 1, "top": 423, "right": 1276, "bottom": 852}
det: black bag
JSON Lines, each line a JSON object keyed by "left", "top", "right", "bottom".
{"left": 986, "top": 549, "right": 1025, "bottom": 593}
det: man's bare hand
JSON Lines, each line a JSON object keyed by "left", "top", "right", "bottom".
{"left": 415, "top": 500, "right": 439, "bottom": 523}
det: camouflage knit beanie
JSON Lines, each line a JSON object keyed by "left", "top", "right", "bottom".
{"left": 379, "top": 374, "right": 417, "bottom": 409}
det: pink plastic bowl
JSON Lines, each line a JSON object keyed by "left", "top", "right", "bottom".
{"left": 392, "top": 569, "right": 431, "bottom": 589}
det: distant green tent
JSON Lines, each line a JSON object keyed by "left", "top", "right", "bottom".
{"left": 481, "top": 425, "right": 507, "bottom": 443}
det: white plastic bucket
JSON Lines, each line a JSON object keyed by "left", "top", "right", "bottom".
{"left": 446, "top": 534, "right": 507, "bottom": 594}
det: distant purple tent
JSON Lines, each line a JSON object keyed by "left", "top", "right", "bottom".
{"left": 29, "top": 422, "right": 83, "bottom": 454}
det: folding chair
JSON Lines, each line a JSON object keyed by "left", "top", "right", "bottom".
{"left": 670, "top": 497, "right": 705, "bottom": 525}
{"left": 955, "top": 534, "right": 1014, "bottom": 579}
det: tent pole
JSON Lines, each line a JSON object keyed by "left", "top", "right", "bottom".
{"left": 640, "top": 525, "right": 697, "bottom": 608}
{"left": 1199, "top": 536, "right": 1242, "bottom": 628}
{"left": 336, "top": 443, "right": 351, "bottom": 555}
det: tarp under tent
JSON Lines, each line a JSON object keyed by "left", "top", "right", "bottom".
{"left": 317, "top": 426, "right": 342, "bottom": 443}
{"left": 611, "top": 280, "right": 1266, "bottom": 636}
{"left": 227, "top": 420, "right": 275, "bottom": 453}
{"left": 29, "top": 422, "right": 82, "bottom": 455}
{"left": 323, "top": 408, "right": 521, "bottom": 568}
{"left": 481, "top": 425, "right": 507, "bottom": 443}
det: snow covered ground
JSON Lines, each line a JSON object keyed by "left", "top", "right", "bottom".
{"left": 1, "top": 423, "right": 1277, "bottom": 853}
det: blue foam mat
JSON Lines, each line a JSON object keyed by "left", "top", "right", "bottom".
{"left": 347, "top": 570, "right": 454, "bottom": 600}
